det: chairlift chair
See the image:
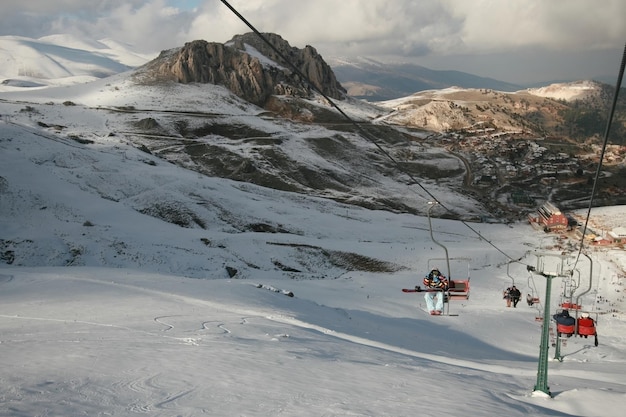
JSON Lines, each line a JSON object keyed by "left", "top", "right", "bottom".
{"left": 577, "top": 314, "right": 597, "bottom": 338}
{"left": 553, "top": 308, "right": 576, "bottom": 337}
{"left": 571, "top": 255, "right": 598, "bottom": 346}
{"left": 426, "top": 202, "right": 471, "bottom": 303}
{"left": 556, "top": 322, "right": 576, "bottom": 338}
{"left": 427, "top": 257, "right": 471, "bottom": 300}
{"left": 576, "top": 313, "right": 599, "bottom": 347}
{"left": 526, "top": 274, "right": 540, "bottom": 305}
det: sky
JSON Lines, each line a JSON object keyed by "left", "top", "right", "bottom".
{"left": 0, "top": 0, "right": 624, "bottom": 84}
{"left": 2, "top": 56, "right": 626, "bottom": 416}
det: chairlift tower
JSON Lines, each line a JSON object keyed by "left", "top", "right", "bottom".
{"left": 529, "top": 252, "right": 573, "bottom": 397}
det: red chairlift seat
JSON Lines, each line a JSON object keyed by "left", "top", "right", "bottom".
{"left": 447, "top": 279, "right": 470, "bottom": 300}
{"left": 561, "top": 301, "right": 582, "bottom": 310}
{"left": 556, "top": 323, "right": 576, "bottom": 337}
{"left": 577, "top": 317, "right": 596, "bottom": 337}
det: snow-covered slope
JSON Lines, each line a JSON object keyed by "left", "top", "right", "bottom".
{"left": 526, "top": 80, "right": 604, "bottom": 102}
{"left": 2, "top": 78, "right": 626, "bottom": 416}
{"left": 0, "top": 35, "right": 153, "bottom": 89}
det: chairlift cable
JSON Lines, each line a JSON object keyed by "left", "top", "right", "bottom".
{"left": 572, "top": 42, "right": 626, "bottom": 271}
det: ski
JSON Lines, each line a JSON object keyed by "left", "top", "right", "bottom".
{"left": 402, "top": 286, "right": 444, "bottom": 293}
{"left": 403, "top": 286, "right": 459, "bottom": 316}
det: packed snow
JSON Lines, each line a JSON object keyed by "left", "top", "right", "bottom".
{"left": 1, "top": 42, "right": 626, "bottom": 417}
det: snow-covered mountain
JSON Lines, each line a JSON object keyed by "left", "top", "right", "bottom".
{"left": 1, "top": 33, "right": 622, "bottom": 221}
{"left": 327, "top": 56, "right": 523, "bottom": 101}
{"left": 0, "top": 45, "right": 491, "bottom": 220}
{"left": 526, "top": 80, "right": 607, "bottom": 102}
{"left": 0, "top": 34, "right": 154, "bottom": 89}
{"left": 2, "top": 34, "right": 603, "bottom": 102}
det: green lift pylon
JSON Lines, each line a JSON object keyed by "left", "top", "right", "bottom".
{"left": 533, "top": 270, "right": 554, "bottom": 396}
{"left": 529, "top": 252, "right": 573, "bottom": 396}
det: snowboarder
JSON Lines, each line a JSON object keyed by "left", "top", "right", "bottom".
{"left": 423, "top": 268, "right": 448, "bottom": 315}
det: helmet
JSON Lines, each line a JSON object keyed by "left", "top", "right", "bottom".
{"left": 581, "top": 312, "right": 590, "bottom": 318}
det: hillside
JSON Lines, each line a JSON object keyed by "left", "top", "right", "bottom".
{"left": 376, "top": 81, "right": 618, "bottom": 137}
{"left": 0, "top": 68, "right": 487, "bottom": 220}
{"left": 2, "top": 90, "right": 626, "bottom": 416}
{"left": 0, "top": 35, "right": 151, "bottom": 88}
{"left": 1, "top": 33, "right": 625, "bottom": 221}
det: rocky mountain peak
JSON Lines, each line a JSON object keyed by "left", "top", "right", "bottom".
{"left": 228, "top": 32, "right": 345, "bottom": 99}
{"left": 138, "top": 33, "right": 345, "bottom": 108}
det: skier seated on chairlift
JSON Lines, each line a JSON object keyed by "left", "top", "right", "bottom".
{"left": 423, "top": 268, "right": 449, "bottom": 316}
{"left": 577, "top": 312, "right": 596, "bottom": 338}
{"left": 553, "top": 309, "right": 575, "bottom": 325}
{"left": 526, "top": 293, "right": 535, "bottom": 306}
{"left": 503, "top": 285, "right": 521, "bottom": 307}
{"left": 553, "top": 309, "right": 576, "bottom": 338}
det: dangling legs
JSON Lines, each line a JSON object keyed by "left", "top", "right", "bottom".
{"left": 434, "top": 292, "right": 444, "bottom": 312}
{"left": 424, "top": 292, "right": 436, "bottom": 314}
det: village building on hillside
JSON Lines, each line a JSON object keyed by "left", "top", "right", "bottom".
{"left": 608, "top": 227, "right": 626, "bottom": 244}
{"left": 528, "top": 202, "right": 568, "bottom": 232}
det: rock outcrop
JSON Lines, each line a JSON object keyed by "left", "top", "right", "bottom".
{"left": 139, "top": 33, "right": 345, "bottom": 107}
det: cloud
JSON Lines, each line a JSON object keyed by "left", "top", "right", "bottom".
{"left": 449, "top": 0, "right": 626, "bottom": 53}
{"left": 1, "top": 0, "right": 623, "bottom": 55}
{"left": 184, "top": 0, "right": 462, "bottom": 57}
{"left": 0, "top": 0, "right": 623, "bottom": 83}
{"left": 182, "top": 0, "right": 625, "bottom": 58}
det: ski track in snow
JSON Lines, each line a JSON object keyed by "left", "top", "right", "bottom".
{"left": 154, "top": 316, "right": 176, "bottom": 331}
{"left": 0, "top": 274, "right": 13, "bottom": 283}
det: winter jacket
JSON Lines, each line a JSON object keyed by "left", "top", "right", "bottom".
{"left": 553, "top": 310, "right": 575, "bottom": 326}
{"left": 424, "top": 270, "right": 449, "bottom": 290}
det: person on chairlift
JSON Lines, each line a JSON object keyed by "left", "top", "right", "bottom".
{"left": 553, "top": 309, "right": 576, "bottom": 326}
{"left": 423, "top": 268, "right": 448, "bottom": 315}
{"left": 503, "top": 285, "right": 521, "bottom": 307}
{"left": 509, "top": 286, "right": 521, "bottom": 307}
{"left": 577, "top": 312, "right": 596, "bottom": 337}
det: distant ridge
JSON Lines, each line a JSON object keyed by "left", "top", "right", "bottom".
{"left": 327, "top": 57, "right": 523, "bottom": 101}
